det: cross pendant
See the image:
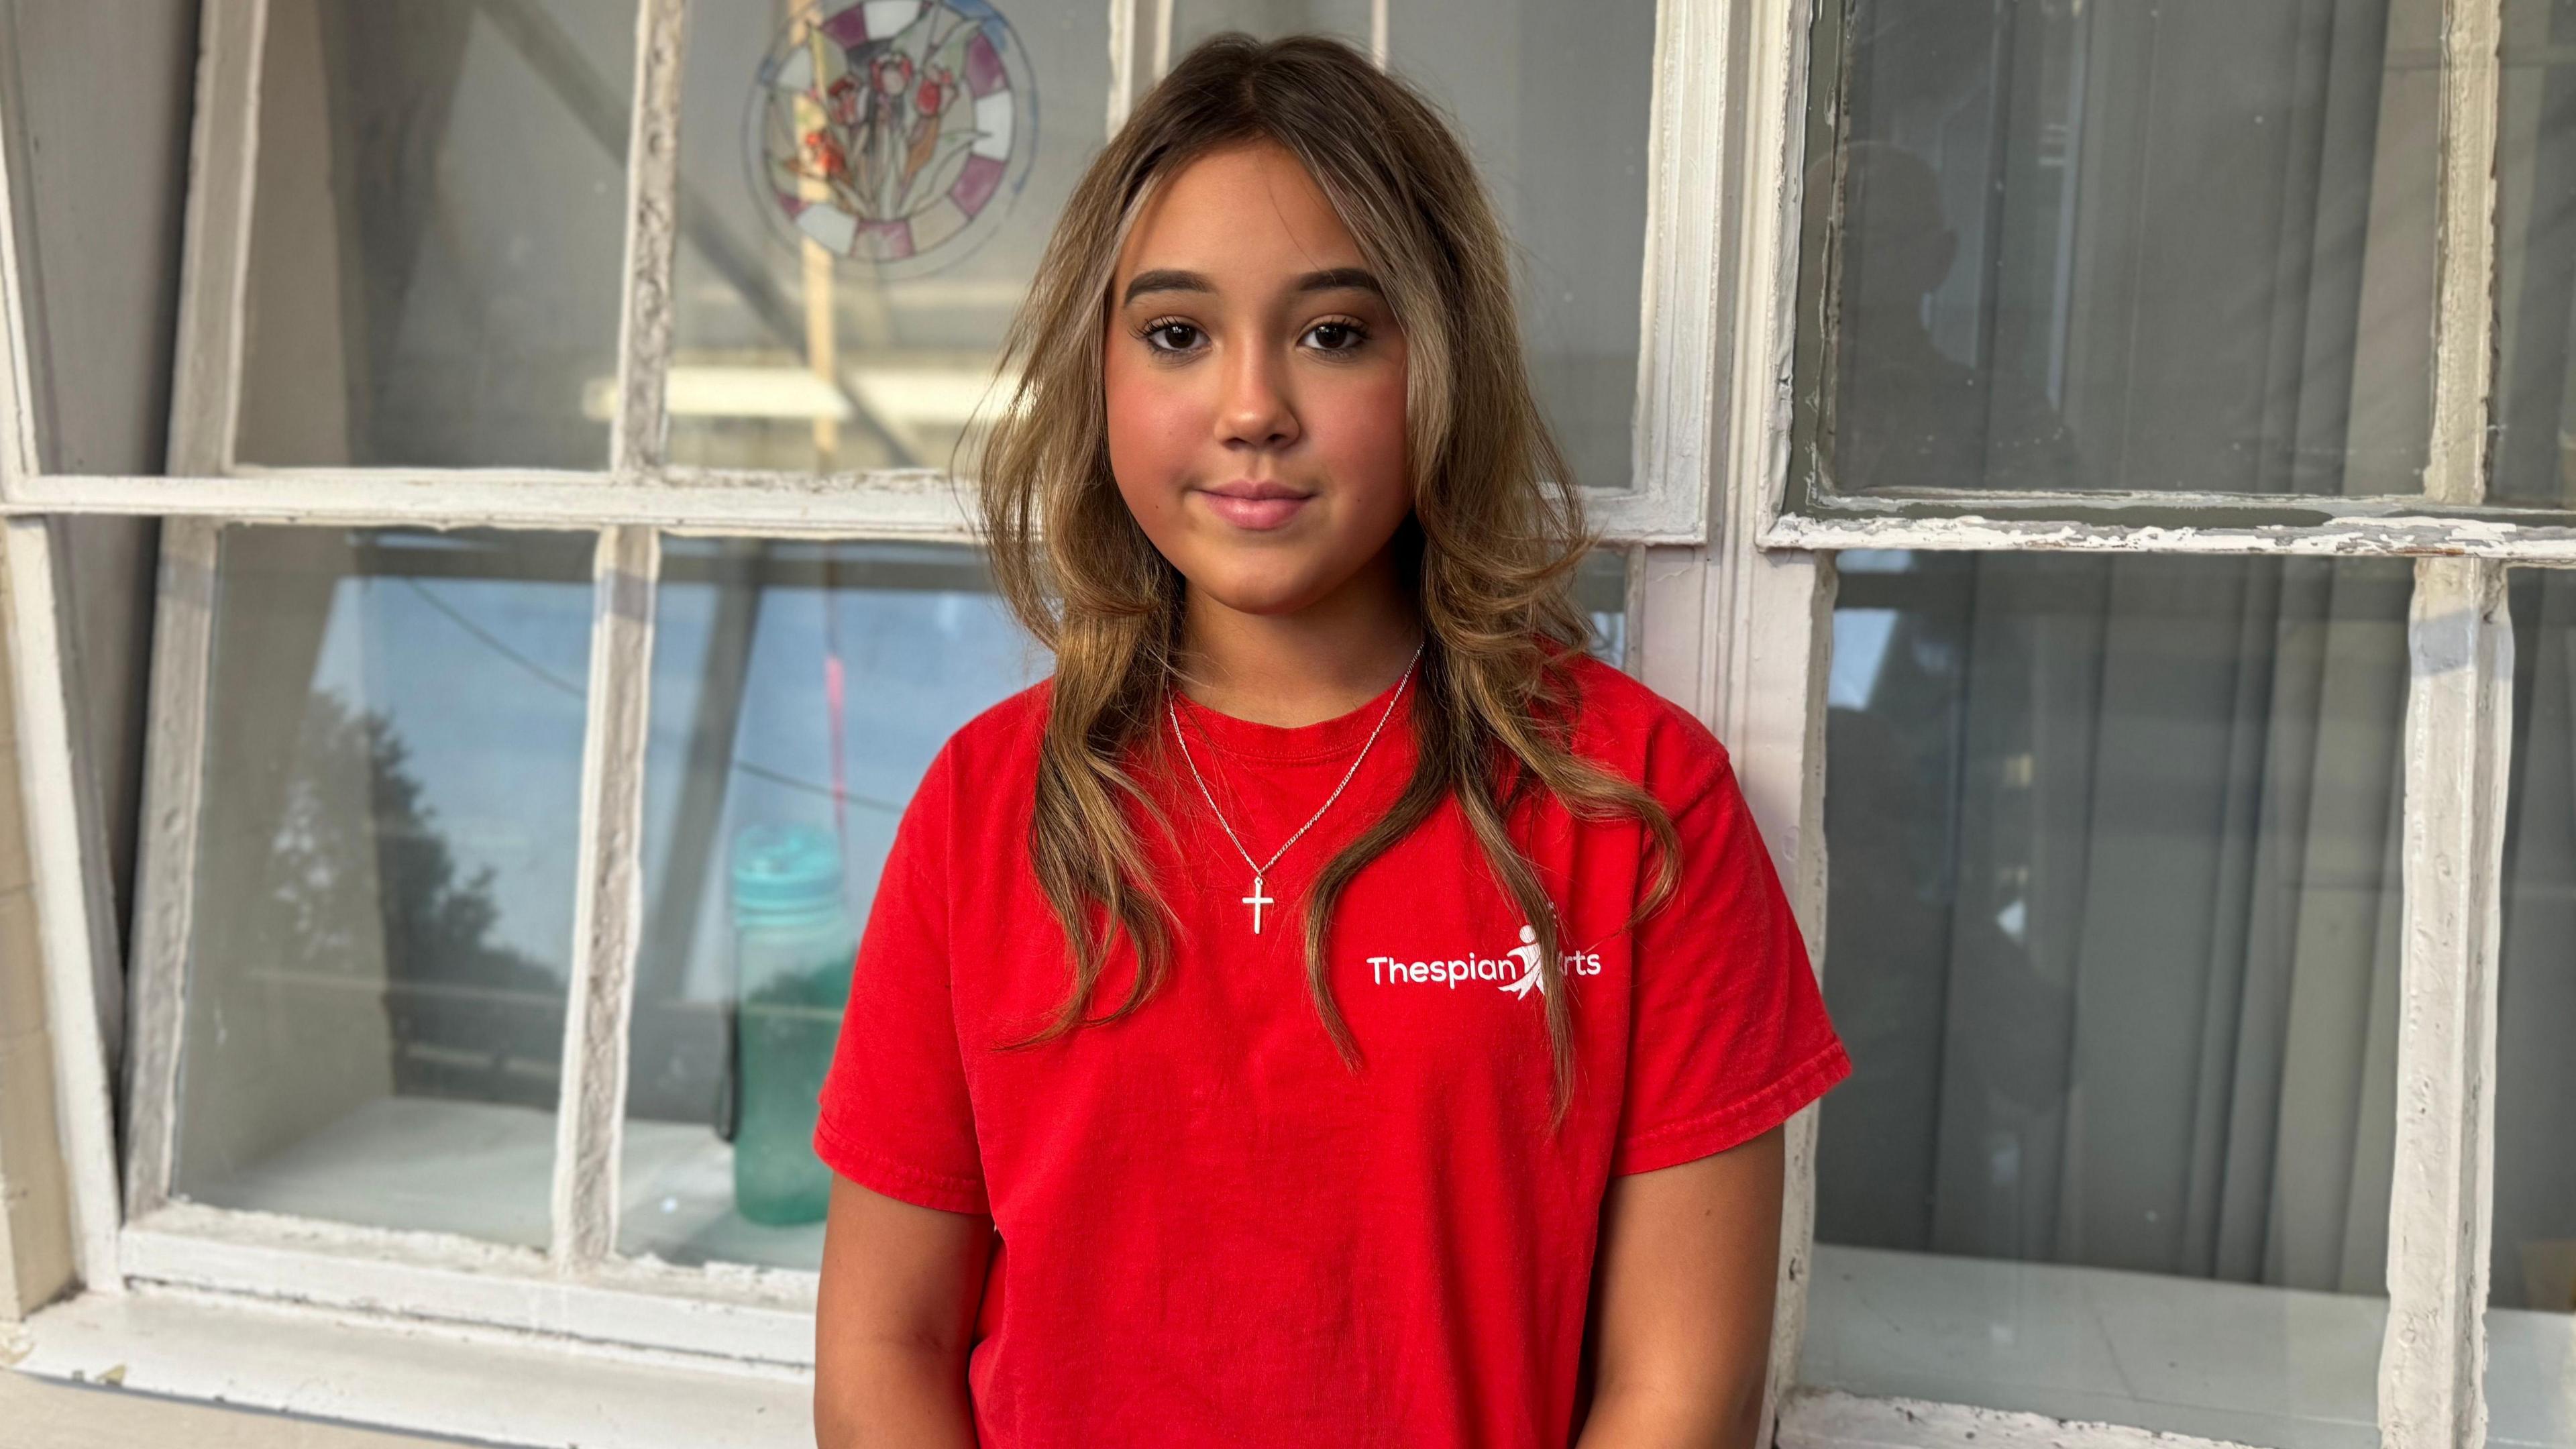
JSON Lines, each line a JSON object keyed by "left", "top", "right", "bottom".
{"left": 1242, "top": 875, "right": 1275, "bottom": 934}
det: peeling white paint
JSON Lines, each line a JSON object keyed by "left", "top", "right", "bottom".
{"left": 551, "top": 531, "right": 658, "bottom": 1271}
{"left": 2424, "top": 0, "right": 2502, "bottom": 508}
{"left": 164, "top": 0, "right": 266, "bottom": 476}
{"left": 12, "top": 1285, "right": 814, "bottom": 1448}
{"left": 0, "top": 465, "right": 1715, "bottom": 543}
{"left": 1786, "top": 485, "right": 2531, "bottom": 519}
{"left": 2381, "top": 555, "right": 2510, "bottom": 1449}
{"left": 123, "top": 1205, "right": 814, "bottom": 1366}
{"left": 1780, "top": 1388, "right": 2272, "bottom": 1449}
{"left": 120, "top": 519, "right": 219, "bottom": 1222}
{"left": 1765, "top": 508, "right": 2576, "bottom": 561}
{"left": 610, "top": 0, "right": 684, "bottom": 477}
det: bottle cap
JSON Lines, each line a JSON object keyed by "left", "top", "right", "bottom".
{"left": 728, "top": 822, "right": 849, "bottom": 935}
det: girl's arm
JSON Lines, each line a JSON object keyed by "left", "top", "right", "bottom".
{"left": 814, "top": 1173, "right": 994, "bottom": 1448}
{"left": 1576, "top": 1126, "right": 1787, "bottom": 1449}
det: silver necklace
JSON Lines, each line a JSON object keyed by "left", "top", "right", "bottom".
{"left": 1165, "top": 644, "right": 1424, "bottom": 934}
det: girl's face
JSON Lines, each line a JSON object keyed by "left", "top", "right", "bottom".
{"left": 1103, "top": 141, "right": 1413, "bottom": 619}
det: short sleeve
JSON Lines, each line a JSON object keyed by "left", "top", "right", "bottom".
{"left": 1611, "top": 743, "right": 1852, "bottom": 1176}
{"left": 812, "top": 743, "right": 990, "bottom": 1216}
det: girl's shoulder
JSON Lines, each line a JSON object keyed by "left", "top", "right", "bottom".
{"left": 897, "top": 681, "right": 1053, "bottom": 851}
{"left": 1558, "top": 651, "right": 1736, "bottom": 809}
{"left": 933, "top": 677, "right": 1055, "bottom": 783}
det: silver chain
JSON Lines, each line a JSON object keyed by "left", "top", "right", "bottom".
{"left": 1165, "top": 643, "right": 1424, "bottom": 883}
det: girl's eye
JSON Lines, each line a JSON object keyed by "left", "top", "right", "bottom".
{"left": 1140, "top": 319, "right": 1203, "bottom": 354}
{"left": 1305, "top": 319, "right": 1368, "bottom": 353}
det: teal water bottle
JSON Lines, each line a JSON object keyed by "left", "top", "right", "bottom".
{"left": 727, "top": 823, "right": 857, "bottom": 1226}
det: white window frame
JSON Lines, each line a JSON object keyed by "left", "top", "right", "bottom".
{"left": 0, "top": 0, "right": 2545, "bottom": 1447}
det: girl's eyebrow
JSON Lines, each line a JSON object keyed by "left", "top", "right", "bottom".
{"left": 1292, "top": 267, "right": 1383, "bottom": 298}
{"left": 1119, "top": 266, "right": 1385, "bottom": 305}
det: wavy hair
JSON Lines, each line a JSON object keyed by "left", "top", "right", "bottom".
{"left": 975, "top": 33, "right": 1678, "bottom": 1127}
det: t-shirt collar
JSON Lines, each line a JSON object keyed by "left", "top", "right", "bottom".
{"left": 1165, "top": 666, "right": 1421, "bottom": 765}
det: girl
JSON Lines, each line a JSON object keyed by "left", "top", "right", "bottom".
{"left": 811, "top": 33, "right": 1849, "bottom": 1449}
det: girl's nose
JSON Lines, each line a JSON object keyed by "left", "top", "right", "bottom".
{"left": 1216, "top": 343, "right": 1299, "bottom": 451}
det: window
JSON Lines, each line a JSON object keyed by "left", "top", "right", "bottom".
{"left": 1774, "top": 1, "right": 2570, "bottom": 1446}
{"left": 1813, "top": 551, "right": 2412, "bottom": 1445}
{"left": 0, "top": 0, "right": 2564, "bottom": 1446}
{"left": 171, "top": 527, "right": 595, "bottom": 1246}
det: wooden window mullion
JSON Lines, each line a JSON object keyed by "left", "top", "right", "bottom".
{"left": 549, "top": 0, "right": 682, "bottom": 1271}
{"left": 2382, "top": 554, "right": 2511, "bottom": 1449}
{"left": 2381, "top": 0, "right": 2506, "bottom": 1442}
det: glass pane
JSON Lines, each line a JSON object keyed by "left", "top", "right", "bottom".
{"left": 1809, "top": 551, "right": 2411, "bottom": 1448}
{"left": 172, "top": 529, "right": 595, "bottom": 1248}
{"left": 2493, "top": 1, "right": 2576, "bottom": 507}
{"left": 665, "top": 0, "right": 1105, "bottom": 473}
{"left": 0, "top": 7, "right": 196, "bottom": 475}
{"left": 1809, "top": 0, "right": 2438, "bottom": 498}
{"left": 1576, "top": 546, "right": 1630, "bottom": 669}
{"left": 620, "top": 541, "right": 1034, "bottom": 1271}
{"left": 2492, "top": 569, "right": 2576, "bottom": 1447}
{"left": 1387, "top": 1, "right": 1655, "bottom": 494}
{"left": 231, "top": 0, "right": 633, "bottom": 469}
{"left": 1169, "top": 2, "right": 1375, "bottom": 64}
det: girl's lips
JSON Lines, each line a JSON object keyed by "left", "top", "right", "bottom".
{"left": 1194, "top": 487, "right": 1312, "bottom": 531}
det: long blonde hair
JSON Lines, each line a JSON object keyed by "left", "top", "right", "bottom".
{"left": 977, "top": 33, "right": 1677, "bottom": 1127}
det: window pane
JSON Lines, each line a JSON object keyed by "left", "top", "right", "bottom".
{"left": 1807, "top": 0, "right": 2438, "bottom": 498}
{"left": 0, "top": 6, "right": 195, "bottom": 476}
{"left": 1575, "top": 546, "right": 1631, "bottom": 670}
{"left": 621, "top": 541, "right": 1034, "bottom": 1271}
{"left": 2492, "top": 569, "right": 2576, "bottom": 1448}
{"left": 1387, "top": 1, "right": 1656, "bottom": 494}
{"left": 172, "top": 529, "right": 595, "bottom": 1248}
{"left": 2494, "top": 1, "right": 2576, "bottom": 507}
{"left": 231, "top": 0, "right": 633, "bottom": 470}
{"left": 1811, "top": 551, "right": 2410, "bottom": 1448}
{"left": 665, "top": 0, "right": 1105, "bottom": 474}
{"left": 1170, "top": 1, "right": 1373, "bottom": 56}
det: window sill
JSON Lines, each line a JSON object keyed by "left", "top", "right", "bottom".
{"left": 1792, "top": 1244, "right": 2575, "bottom": 1449}
{"left": 9, "top": 1249, "right": 2570, "bottom": 1448}
{"left": 173, "top": 1093, "right": 826, "bottom": 1275}
{"left": 1796, "top": 1243, "right": 2381, "bottom": 1449}
{"left": 3, "top": 1285, "right": 810, "bottom": 1448}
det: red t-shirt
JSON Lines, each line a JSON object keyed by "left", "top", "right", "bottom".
{"left": 814, "top": 651, "right": 1849, "bottom": 1447}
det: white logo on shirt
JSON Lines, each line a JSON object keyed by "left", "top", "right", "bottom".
{"left": 1368, "top": 922, "right": 1603, "bottom": 996}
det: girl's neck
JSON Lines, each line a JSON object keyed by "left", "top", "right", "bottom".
{"left": 1174, "top": 557, "right": 1422, "bottom": 729}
